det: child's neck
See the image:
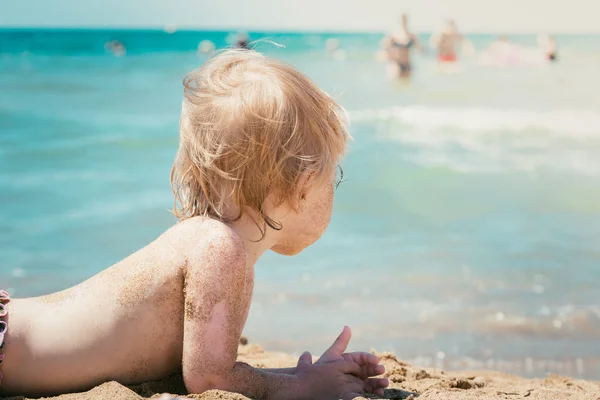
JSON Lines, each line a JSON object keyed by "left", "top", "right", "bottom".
{"left": 227, "top": 214, "right": 279, "bottom": 266}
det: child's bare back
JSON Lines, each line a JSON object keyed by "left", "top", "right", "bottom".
{"left": 4, "top": 218, "right": 249, "bottom": 396}
{"left": 0, "top": 50, "right": 388, "bottom": 399}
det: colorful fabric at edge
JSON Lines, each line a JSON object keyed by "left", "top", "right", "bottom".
{"left": 0, "top": 289, "right": 10, "bottom": 387}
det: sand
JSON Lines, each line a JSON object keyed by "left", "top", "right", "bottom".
{"left": 3, "top": 339, "right": 599, "bottom": 400}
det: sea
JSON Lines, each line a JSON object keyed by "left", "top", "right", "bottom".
{"left": 1, "top": 29, "right": 600, "bottom": 379}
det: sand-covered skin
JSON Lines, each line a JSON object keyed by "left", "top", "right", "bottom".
{"left": 4, "top": 340, "right": 599, "bottom": 400}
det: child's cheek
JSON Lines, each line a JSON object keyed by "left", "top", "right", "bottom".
{"left": 311, "top": 184, "right": 335, "bottom": 235}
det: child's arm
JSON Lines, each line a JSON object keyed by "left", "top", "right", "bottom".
{"left": 181, "top": 234, "right": 368, "bottom": 399}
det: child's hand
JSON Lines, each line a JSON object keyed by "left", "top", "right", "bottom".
{"left": 315, "top": 326, "right": 389, "bottom": 397}
{"left": 295, "top": 351, "right": 366, "bottom": 400}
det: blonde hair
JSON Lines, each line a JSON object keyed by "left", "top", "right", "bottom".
{"left": 171, "top": 49, "right": 350, "bottom": 234}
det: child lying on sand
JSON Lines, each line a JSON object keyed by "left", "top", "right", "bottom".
{"left": 0, "top": 50, "right": 389, "bottom": 399}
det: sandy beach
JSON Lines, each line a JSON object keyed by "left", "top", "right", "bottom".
{"left": 4, "top": 338, "right": 598, "bottom": 400}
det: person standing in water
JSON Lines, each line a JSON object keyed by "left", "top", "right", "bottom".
{"left": 538, "top": 34, "right": 558, "bottom": 62}
{"left": 381, "top": 14, "right": 420, "bottom": 79}
{"left": 430, "top": 19, "right": 473, "bottom": 64}
{"left": 234, "top": 32, "right": 250, "bottom": 49}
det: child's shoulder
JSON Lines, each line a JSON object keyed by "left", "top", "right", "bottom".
{"left": 167, "top": 217, "right": 246, "bottom": 265}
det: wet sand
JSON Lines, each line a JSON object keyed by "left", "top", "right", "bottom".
{"left": 4, "top": 340, "right": 599, "bottom": 400}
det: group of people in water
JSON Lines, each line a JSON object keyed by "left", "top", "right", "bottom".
{"left": 104, "top": 20, "right": 559, "bottom": 79}
{"left": 380, "top": 15, "right": 558, "bottom": 79}
{"left": 197, "top": 32, "right": 249, "bottom": 55}
{"left": 476, "top": 34, "right": 557, "bottom": 69}
{"left": 105, "top": 31, "right": 250, "bottom": 57}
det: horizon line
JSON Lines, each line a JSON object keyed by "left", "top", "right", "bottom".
{"left": 1, "top": 25, "right": 599, "bottom": 35}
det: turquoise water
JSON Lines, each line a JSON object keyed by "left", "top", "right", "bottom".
{"left": 2, "top": 29, "right": 600, "bottom": 379}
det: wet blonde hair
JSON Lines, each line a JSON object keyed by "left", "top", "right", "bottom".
{"left": 171, "top": 49, "right": 350, "bottom": 233}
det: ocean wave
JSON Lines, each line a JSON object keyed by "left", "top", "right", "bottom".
{"left": 349, "top": 106, "right": 600, "bottom": 138}
{"left": 349, "top": 106, "right": 600, "bottom": 174}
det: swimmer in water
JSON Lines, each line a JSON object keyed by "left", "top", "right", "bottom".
{"left": 478, "top": 35, "right": 553, "bottom": 68}
{"left": 381, "top": 14, "right": 420, "bottom": 79}
{"left": 235, "top": 32, "right": 250, "bottom": 50}
{"left": 538, "top": 34, "right": 558, "bottom": 62}
{"left": 104, "top": 40, "right": 126, "bottom": 57}
{"left": 0, "top": 50, "right": 389, "bottom": 400}
{"left": 478, "top": 36, "right": 521, "bottom": 67}
{"left": 430, "top": 19, "right": 473, "bottom": 65}
{"left": 198, "top": 40, "right": 216, "bottom": 55}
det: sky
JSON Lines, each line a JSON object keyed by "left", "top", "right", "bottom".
{"left": 1, "top": 0, "right": 599, "bottom": 33}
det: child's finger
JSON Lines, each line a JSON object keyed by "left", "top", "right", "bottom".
{"left": 341, "top": 373, "right": 365, "bottom": 398}
{"left": 370, "top": 364, "right": 386, "bottom": 376}
{"left": 296, "top": 351, "right": 313, "bottom": 366}
{"left": 342, "top": 351, "right": 379, "bottom": 366}
{"left": 335, "top": 359, "right": 361, "bottom": 376}
{"left": 374, "top": 388, "right": 385, "bottom": 397}
{"left": 359, "top": 364, "right": 385, "bottom": 378}
{"left": 324, "top": 326, "right": 352, "bottom": 358}
{"left": 345, "top": 363, "right": 384, "bottom": 379}
{"left": 366, "top": 377, "right": 389, "bottom": 391}
{"left": 361, "top": 376, "right": 389, "bottom": 394}
{"left": 342, "top": 392, "right": 363, "bottom": 400}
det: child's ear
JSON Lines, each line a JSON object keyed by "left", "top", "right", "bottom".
{"left": 294, "top": 170, "right": 315, "bottom": 208}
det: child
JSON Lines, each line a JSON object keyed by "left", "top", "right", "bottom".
{"left": 0, "top": 50, "right": 389, "bottom": 399}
